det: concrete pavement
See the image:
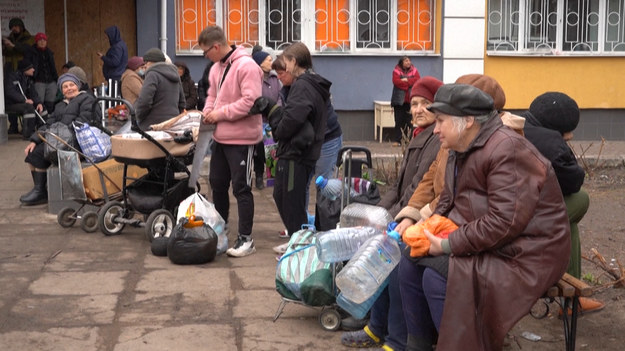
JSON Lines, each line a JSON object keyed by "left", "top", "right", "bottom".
{"left": 0, "top": 134, "right": 623, "bottom": 350}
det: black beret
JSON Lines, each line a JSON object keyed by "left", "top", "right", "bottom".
{"left": 427, "top": 84, "right": 495, "bottom": 117}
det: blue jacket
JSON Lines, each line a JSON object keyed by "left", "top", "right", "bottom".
{"left": 101, "top": 26, "right": 128, "bottom": 81}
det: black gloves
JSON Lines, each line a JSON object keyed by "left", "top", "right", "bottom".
{"left": 249, "top": 97, "right": 276, "bottom": 117}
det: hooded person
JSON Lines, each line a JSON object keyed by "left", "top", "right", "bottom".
{"left": 2, "top": 17, "right": 34, "bottom": 72}
{"left": 174, "top": 61, "right": 198, "bottom": 110}
{"left": 522, "top": 92, "right": 604, "bottom": 313}
{"left": 98, "top": 25, "right": 128, "bottom": 82}
{"left": 121, "top": 56, "right": 145, "bottom": 105}
{"left": 133, "top": 48, "right": 185, "bottom": 130}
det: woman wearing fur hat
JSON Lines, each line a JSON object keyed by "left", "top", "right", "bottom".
{"left": 20, "top": 73, "right": 101, "bottom": 206}
{"left": 2, "top": 17, "right": 34, "bottom": 72}
{"left": 26, "top": 32, "right": 58, "bottom": 113}
{"left": 174, "top": 61, "right": 198, "bottom": 110}
{"left": 121, "top": 56, "right": 145, "bottom": 106}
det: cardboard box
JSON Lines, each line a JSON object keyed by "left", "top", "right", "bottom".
{"left": 83, "top": 159, "right": 147, "bottom": 200}
{"left": 111, "top": 132, "right": 193, "bottom": 160}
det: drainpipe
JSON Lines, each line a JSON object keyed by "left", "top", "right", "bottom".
{"left": 64, "top": 0, "right": 69, "bottom": 60}
{"left": 160, "top": 0, "right": 167, "bottom": 55}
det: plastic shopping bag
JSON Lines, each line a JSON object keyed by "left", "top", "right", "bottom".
{"left": 73, "top": 121, "right": 111, "bottom": 162}
{"left": 178, "top": 193, "right": 228, "bottom": 255}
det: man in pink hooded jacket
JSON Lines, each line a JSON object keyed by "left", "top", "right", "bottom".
{"left": 199, "top": 26, "right": 263, "bottom": 257}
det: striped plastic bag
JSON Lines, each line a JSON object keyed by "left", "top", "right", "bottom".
{"left": 275, "top": 227, "right": 338, "bottom": 306}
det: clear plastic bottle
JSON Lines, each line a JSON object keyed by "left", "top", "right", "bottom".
{"left": 335, "top": 233, "right": 402, "bottom": 304}
{"left": 337, "top": 278, "right": 388, "bottom": 319}
{"left": 339, "top": 203, "right": 393, "bottom": 231}
{"left": 315, "top": 176, "right": 357, "bottom": 201}
{"left": 315, "top": 226, "right": 382, "bottom": 262}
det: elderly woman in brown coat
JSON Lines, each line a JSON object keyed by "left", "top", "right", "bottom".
{"left": 398, "top": 84, "right": 570, "bottom": 350}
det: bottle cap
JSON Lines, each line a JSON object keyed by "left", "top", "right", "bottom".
{"left": 315, "top": 175, "right": 327, "bottom": 187}
{"left": 387, "top": 230, "right": 401, "bottom": 242}
{"left": 387, "top": 221, "right": 398, "bottom": 232}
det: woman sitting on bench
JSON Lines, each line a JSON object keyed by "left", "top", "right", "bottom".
{"left": 20, "top": 73, "right": 100, "bottom": 206}
{"left": 397, "top": 84, "right": 571, "bottom": 350}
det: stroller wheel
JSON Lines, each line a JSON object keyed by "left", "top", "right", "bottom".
{"left": 99, "top": 201, "right": 126, "bottom": 236}
{"left": 58, "top": 207, "right": 77, "bottom": 228}
{"left": 145, "top": 209, "right": 175, "bottom": 242}
{"left": 80, "top": 211, "right": 99, "bottom": 233}
{"left": 319, "top": 309, "right": 342, "bottom": 331}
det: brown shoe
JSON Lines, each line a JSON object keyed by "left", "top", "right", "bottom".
{"left": 559, "top": 297, "right": 605, "bottom": 317}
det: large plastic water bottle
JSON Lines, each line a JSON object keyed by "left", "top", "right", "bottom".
{"left": 315, "top": 226, "right": 382, "bottom": 262}
{"left": 315, "top": 176, "right": 357, "bottom": 201}
{"left": 339, "top": 203, "right": 393, "bottom": 231}
{"left": 335, "top": 233, "right": 402, "bottom": 303}
{"left": 337, "top": 278, "right": 388, "bottom": 319}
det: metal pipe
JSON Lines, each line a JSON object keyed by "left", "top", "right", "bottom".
{"left": 64, "top": 0, "right": 69, "bottom": 61}
{"left": 160, "top": 0, "right": 167, "bottom": 54}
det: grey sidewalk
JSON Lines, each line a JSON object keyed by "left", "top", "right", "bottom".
{"left": 0, "top": 134, "right": 623, "bottom": 350}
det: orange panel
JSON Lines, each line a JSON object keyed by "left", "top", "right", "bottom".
{"left": 397, "top": 0, "right": 432, "bottom": 50}
{"left": 315, "top": 0, "right": 349, "bottom": 50}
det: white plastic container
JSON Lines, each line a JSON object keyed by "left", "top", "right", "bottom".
{"left": 315, "top": 226, "right": 381, "bottom": 262}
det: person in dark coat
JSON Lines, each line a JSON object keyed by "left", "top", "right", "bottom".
{"left": 399, "top": 84, "right": 570, "bottom": 350}
{"left": 20, "top": 73, "right": 101, "bottom": 206}
{"left": 134, "top": 48, "right": 185, "bottom": 130}
{"left": 97, "top": 25, "right": 128, "bottom": 84}
{"left": 522, "top": 92, "right": 604, "bottom": 313}
{"left": 341, "top": 77, "right": 443, "bottom": 351}
{"left": 3, "top": 59, "right": 44, "bottom": 135}
{"left": 26, "top": 32, "right": 58, "bottom": 113}
{"left": 196, "top": 60, "right": 213, "bottom": 111}
{"left": 2, "top": 17, "right": 34, "bottom": 72}
{"left": 174, "top": 61, "right": 198, "bottom": 110}
{"left": 250, "top": 42, "right": 330, "bottom": 238}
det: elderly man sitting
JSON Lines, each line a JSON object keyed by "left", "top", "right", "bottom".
{"left": 397, "top": 84, "right": 571, "bottom": 350}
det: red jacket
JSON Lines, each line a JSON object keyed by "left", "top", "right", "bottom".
{"left": 392, "top": 64, "right": 420, "bottom": 104}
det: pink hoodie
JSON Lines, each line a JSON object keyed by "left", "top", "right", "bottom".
{"left": 203, "top": 46, "right": 263, "bottom": 145}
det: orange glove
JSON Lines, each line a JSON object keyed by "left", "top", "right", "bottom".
{"left": 403, "top": 214, "right": 458, "bottom": 257}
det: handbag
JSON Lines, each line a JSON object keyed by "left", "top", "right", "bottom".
{"left": 72, "top": 121, "right": 111, "bottom": 162}
{"left": 390, "top": 86, "right": 406, "bottom": 106}
{"left": 41, "top": 122, "right": 77, "bottom": 164}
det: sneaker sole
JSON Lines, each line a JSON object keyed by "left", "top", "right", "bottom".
{"left": 226, "top": 247, "right": 257, "bottom": 257}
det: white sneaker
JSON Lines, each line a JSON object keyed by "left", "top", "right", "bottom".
{"left": 273, "top": 242, "right": 290, "bottom": 254}
{"left": 226, "top": 237, "right": 256, "bottom": 257}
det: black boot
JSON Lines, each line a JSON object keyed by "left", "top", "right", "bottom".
{"left": 20, "top": 171, "right": 48, "bottom": 206}
{"left": 8, "top": 114, "right": 19, "bottom": 134}
{"left": 405, "top": 334, "right": 434, "bottom": 351}
{"left": 19, "top": 171, "right": 38, "bottom": 202}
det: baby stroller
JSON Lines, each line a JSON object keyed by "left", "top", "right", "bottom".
{"left": 96, "top": 97, "right": 198, "bottom": 241}
{"left": 273, "top": 146, "right": 378, "bottom": 331}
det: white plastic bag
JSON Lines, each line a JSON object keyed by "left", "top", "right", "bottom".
{"left": 177, "top": 193, "right": 228, "bottom": 255}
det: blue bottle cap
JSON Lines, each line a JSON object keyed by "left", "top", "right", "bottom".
{"left": 387, "top": 230, "right": 401, "bottom": 242}
{"left": 315, "top": 175, "right": 327, "bottom": 187}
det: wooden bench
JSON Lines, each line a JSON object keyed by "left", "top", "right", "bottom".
{"left": 540, "top": 273, "right": 593, "bottom": 351}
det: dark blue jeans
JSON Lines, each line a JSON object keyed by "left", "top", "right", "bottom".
{"left": 398, "top": 255, "right": 447, "bottom": 343}
{"left": 368, "top": 251, "right": 407, "bottom": 350}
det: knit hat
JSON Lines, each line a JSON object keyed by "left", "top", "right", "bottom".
{"left": 17, "top": 59, "right": 33, "bottom": 72}
{"left": 8, "top": 18, "right": 24, "bottom": 30}
{"left": 143, "top": 48, "right": 165, "bottom": 63}
{"left": 528, "top": 92, "right": 580, "bottom": 134}
{"left": 455, "top": 74, "right": 506, "bottom": 111}
{"left": 410, "top": 76, "right": 443, "bottom": 102}
{"left": 67, "top": 66, "right": 87, "bottom": 84}
{"left": 57, "top": 73, "right": 81, "bottom": 90}
{"left": 127, "top": 56, "right": 144, "bottom": 71}
{"left": 34, "top": 32, "right": 48, "bottom": 42}
{"left": 428, "top": 84, "right": 494, "bottom": 117}
{"left": 252, "top": 50, "right": 270, "bottom": 66}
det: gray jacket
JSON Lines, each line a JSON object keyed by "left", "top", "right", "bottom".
{"left": 134, "top": 62, "right": 185, "bottom": 131}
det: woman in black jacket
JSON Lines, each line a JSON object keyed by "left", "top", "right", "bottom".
{"left": 20, "top": 73, "right": 101, "bottom": 206}
{"left": 175, "top": 61, "right": 198, "bottom": 110}
{"left": 250, "top": 42, "right": 331, "bottom": 237}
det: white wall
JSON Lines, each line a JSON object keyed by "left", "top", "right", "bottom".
{"left": 442, "top": 0, "right": 485, "bottom": 83}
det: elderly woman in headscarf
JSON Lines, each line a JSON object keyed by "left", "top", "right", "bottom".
{"left": 20, "top": 73, "right": 101, "bottom": 206}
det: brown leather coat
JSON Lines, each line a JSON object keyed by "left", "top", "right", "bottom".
{"left": 434, "top": 116, "right": 570, "bottom": 350}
